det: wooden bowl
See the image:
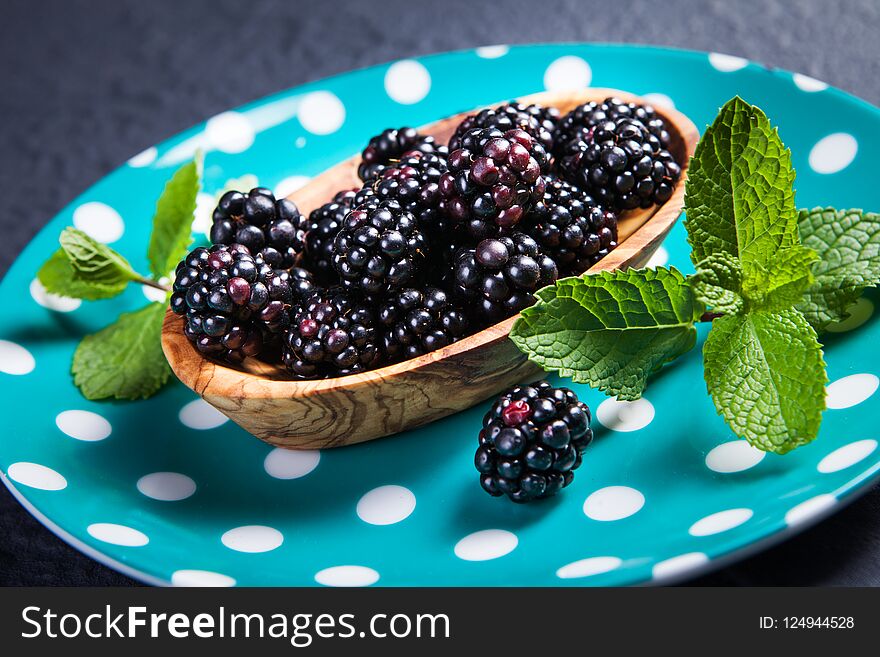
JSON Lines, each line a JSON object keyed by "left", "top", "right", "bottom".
{"left": 161, "top": 88, "right": 699, "bottom": 450}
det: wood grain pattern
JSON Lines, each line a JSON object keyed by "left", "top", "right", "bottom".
{"left": 161, "top": 88, "right": 700, "bottom": 449}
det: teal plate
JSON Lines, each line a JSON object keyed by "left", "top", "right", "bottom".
{"left": 2, "top": 44, "right": 879, "bottom": 587}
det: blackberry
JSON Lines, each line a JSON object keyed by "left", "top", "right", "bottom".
{"left": 451, "top": 233, "right": 558, "bottom": 324}
{"left": 331, "top": 199, "right": 429, "bottom": 295}
{"left": 357, "top": 127, "right": 442, "bottom": 181}
{"left": 282, "top": 287, "right": 381, "bottom": 378}
{"left": 440, "top": 127, "right": 549, "bottom": 240}
{"left": 210, "top": 187, "right": 306, "bottom": 269}
{"left": 475, "top": 380, "right": 592, "bottom": 503}
{"left": 524, "top": 178, "right": 618, "bottom": 275}
{"left": 304, "top": 189, "right": 358, "bottom": 283}
{"left": 377, "top": 287, "right": 470, "bottom": 361}
{"left": 449, "top": 102, "right": 559, "bottom": 156}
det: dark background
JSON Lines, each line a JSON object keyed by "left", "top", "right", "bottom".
{"left": 1, "top": 0, "right": 879, "bottom": 586}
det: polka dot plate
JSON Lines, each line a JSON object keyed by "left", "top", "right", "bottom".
{"left": 1, "top": 44, "right": 879, "bottom": 586}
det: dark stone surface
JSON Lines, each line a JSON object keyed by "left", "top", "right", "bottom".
{"left": 1, "top": 0, "right": 878, "bottom": 586}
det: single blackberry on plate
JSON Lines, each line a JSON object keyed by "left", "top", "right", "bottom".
{"left": 449, "top": 102, "right": 560, "bottom": 156}
{"left": 377, "top": 287, "right": 470, "bottom": 362}
{"left": 524, "top": 178, "right": 618, "bottom": 275}
{"left": 440, "top": 127, "right": 549, "bottom": 241}
{"left": 210, "top": 187, "right": 307, "bottom": 269}
{"left": 282, "top": 287, "right": 381, "bottom": 378}
{"left": 450, "top": 233, "right": 558, "bottom": 324}
{"left": 331, "top": 199, "right": 429, "bottom": 295}
{"left": 357, "top": 127, "right": 441, "bottom": 181}
{"left": 475, "top": 380, "right": 593, "bottom": 503}
{"left": 304, "top": 189, "right": 358, "bottom": 283}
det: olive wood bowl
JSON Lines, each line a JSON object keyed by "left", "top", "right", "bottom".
{"left": 162, "top": 88, "right": 699, "bottom": 449}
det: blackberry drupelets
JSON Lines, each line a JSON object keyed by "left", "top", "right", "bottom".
{"left": 210, "top": 187, "right": 307, "bottom": 269}
{"left": 282, "top": 287, "right": 381, "bottom": 379}
{"left": 525, "top": 178, "right": 618, "bottom": 275}
{"left": 451, "top": 233, "right": 558, "bottom": 325}
{"left": 377, "top": 287, "right": 470, "bottom": 362}
{"left": 331, "top": 199, "right": 429, "bottom": 295}
{"left": 475, "top": 380, "right": 593, "bottom": 503}
{"left": 440, "top": 127, "right": 549, "bottom": 241}
{"left": 357, "top": 127, "right": 442, "bottom": 182}
{"left": 449, "top": 102, "right": 560, "bottom": 156}
{"left": 304, "top": 189, "right": 358, "bottom": 283}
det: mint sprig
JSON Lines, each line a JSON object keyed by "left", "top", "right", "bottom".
{"left": 512, "top": 96, "right": 878, "bottom": 455}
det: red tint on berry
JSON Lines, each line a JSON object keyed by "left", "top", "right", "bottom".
{"left": 299, "top": 318, "right": 319, "bottom": 338}
{"left": 502, "top": 400, "right": 532, "bottom": 426}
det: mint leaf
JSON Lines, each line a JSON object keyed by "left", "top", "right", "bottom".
{"left": 702, "top": 308, "right": 826, "bottom": 454}
{"left": 741, "top": 246, "right": 818, "bottom": 311}
{"left": 59, "top": 227, "right": 139, "bottom": 291}
{"left": 72, "top": 302, "right": 171, "bottom": 400}
{"left": 690, "top": 253, "right": 744, "bottom": 314}
{"left": 796, "top": 207, "right": 880, "bottom": 330}
{"left": 147, "top": 157, "right": 201, "bottom": 278}
{"left": 510, "top": 267, "right": 700, "bottom": 400}
{"left": 37, "top": 249, "right": 128, "bottom": 300}
{"left": 685, "top": 97, "right": 798, "bottom": 273}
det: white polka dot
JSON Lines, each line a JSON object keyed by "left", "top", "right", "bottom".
{"left": 274, "top": 175, "right": 311, "bottom": 199}
{"left": 221, "top": 525, "right": 283, "bottom": 553}
{"left": 137, "top": 472, "right": 197, "bottom": 502}
{"left": 708, "top": 52, "right": 749, "bottom": 72}
{"left": 314, "top": 565, "right": 380, "bottom": 587}
{"left": 384, "top": 60, "right": 431, "bottom": 105}
{"left": 191, "top": 192, "right": 216, "bottom": 237}
{"left": 128, "top": 146, "right": 158, "bottom": 167}
{"left": 817, "top": 439, "right": 878, "bottom": 474}
{"left": 356, "top": 485, "right": 416, "bottom": 525}
{"left": 809, "top": 133, "right": 858, "bottom": 174}
{"left": 475, "top": 45, "right": 509, "bottom": 59}
{"left": 826, "top": 373, "right": 879, "bottom": 409}
{"left": 543, "top": 56, "right": 592, "bottom": 91}
{"left": 141, "top": 277, "right": 170, "bottom": 303}
{"left": 827, "top": 297, "right": 873, "bottom": 333}
{"left": 596, "top": 397, "right": 655, "bottom": 432}
{"left": 793, "top": 73, "right": 828, "bottom": 92}
{"left": 56, "top": 410, "right": 112, "bottom": 442}
{"left": 7, "top": 462, "right": 67, "bottom": 491}
{"left": 645, "top": 246, "right": 669, "bottom": 268}
{"left": 0, "top": 340, "right": 35, "bottom": 375}
{"left": 263, "top": 448, "right": 321, "bottom": 480}
{"left": 205, "top": 111, "right": 255, "bottom": 153}
{"left": 454, "top": 529, "right": 518, "bottom": 561}
{"left": 652, "top": 552, "right": 709, "bottom": 581}
{"left": 784, "top": 494, "right": 836, "bottom": 527}
{"left": 179, "top": 399, "right": 228, "bottom": 430}
{"left": 583, "top": 485, "right": 645, "bottom": 521}
{"left": 556, "top": 556, "right": 622, "bottom": 579}
{"left": 295, "top": 136, "right": 307, "bottom": 148}
{"left": 87, "top": 523, "right": 149, "bottom": 547}
{"left": 171, "top": 569, "right": 236, "bottom": 587}
{"left": 29, "top": 278, "right": 82, "bottom": 312}
{"left": 73, "top": 201, "right": 124, "bottom": 243}
{"left": 641, "top": 93, "right": 675, "bottom": 109}
{"left": 705, "top": 440, "right": 766, "bottom": 473}
{"left": 298, "top": 91, "right": 345, "bottom": 135}
{"left": 688, "top": 508, "right": 753, "bottom": 536}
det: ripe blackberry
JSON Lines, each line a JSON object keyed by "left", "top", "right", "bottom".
{"left": 475, "top": 380, "right": 593, "bottom": 503}
{"left": 304, "top": 189, "right": 358, "bottom": 283}
{"left": 451, "top": 233, "right": 558, "bottom": 324}
{"left": 357, "top": 127, "right": 442, "bottom": 181}
{"left": 377, "top": 287, "right": 470, "bottom": 361}
{"left": 282, "top": 287, "right": 381, "bottom": 378}
{"left": 449, "top": 102, "right": 559, "bottom": 156}
{"left": 331, "top": 199, "right": 429, "bottom": 295}
{"left": 440, "top": 127, "right": 549, "bottom": 240}
{"left": 525, "top": 178, "right": 618, "bottom": 275}
{"left": 210, "top": 187, "right": 306, "bottom": 269}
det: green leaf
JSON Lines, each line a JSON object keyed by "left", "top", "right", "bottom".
{"left": 37, "top": 249, "right": 128, "bottom": 300}
{"left": 796, "top": 207, "right": 880, "bottom": 330}
{"left": 59, "top": 227, "right": 139, "bottom": 291}
{"left": 702, "top": 308, "right": 826, "bottom": 454}
{"left": 685, "top": 97, "right": 798, "bottom": 275}
{"left": 510, "top": 267, "right": 700, "bottom": 400}
{"left": 689, "top": 253, "right": 744, "bottom": 314}
{"left": 72, "top": 302, "right": 171, "bottom": 400}
{"left": 741, "top": 245, "right": 818, "bottom": 311}
{"left": 147, "top": 157, "right": 201, "bottom": 278}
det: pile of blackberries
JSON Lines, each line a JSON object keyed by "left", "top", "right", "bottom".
{"left": 171, "top": 98, "right": 680, "bottom": 381}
